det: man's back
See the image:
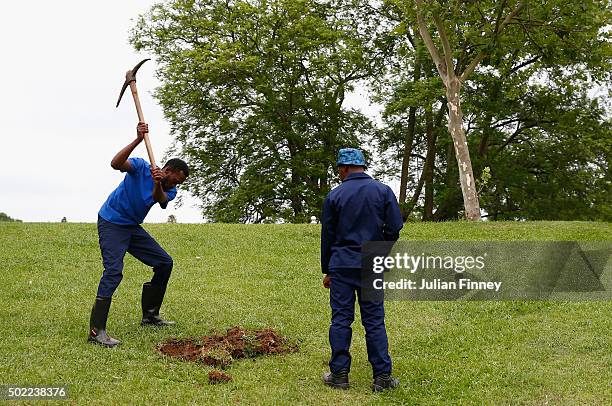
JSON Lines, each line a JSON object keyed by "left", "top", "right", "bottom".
{"left": 321, "top": 172, "right": 403, "bottom": 273}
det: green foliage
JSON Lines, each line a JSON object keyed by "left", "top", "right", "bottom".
{"left": 477, "top": 166, "right": 491, "bottom": 194}
{"left": 374, "top": 0, "right": 612, "bottom": 221}
{"left": 471, "top": 87, "right": 612, "bottom": 221}
{"left": 0, "top": 212, "right": 22, "bottom": 222}
{"left": 132, "top": 0, "right": 611, "bottom": 222}
{"left": 132, "top": 0, "right": 388, "bottom": 222}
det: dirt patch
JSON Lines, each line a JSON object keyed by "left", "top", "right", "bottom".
{"left": 157, "top": 326, "right": 298, "bottom": 368}
{"left": 208, "top": 369, "right": 232, "bottom": 384}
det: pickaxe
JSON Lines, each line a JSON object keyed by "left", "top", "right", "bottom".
{"left": 115, "top": 58, "right": 157, "bottom": 168}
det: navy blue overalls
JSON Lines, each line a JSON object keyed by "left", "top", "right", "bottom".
{"left": 321, "top": 172, "right": 403, "bottom": 377}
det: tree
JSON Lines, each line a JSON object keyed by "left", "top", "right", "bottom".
{"left": 380, "top": 0, "right": 611, "bottom": 221}
{"left": 132, "top": 0, "right": 388, "bottom": 222}
{"left": 133, "top": 0, "right": 611, "bottom": 222}
{"left": 0, "top": 212, "right": 22, "bottom": 222}
{"left": 467, "top": 83, "right": 612, "bottom": 220}
{"left": 411, "top": 0, "right": 530, "bottom": 220}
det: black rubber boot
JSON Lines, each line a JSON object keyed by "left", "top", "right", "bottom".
{"left": 141, "top": 282, "right": 175, "bottom": 326}
{"left": 372, "top": 373, "right": 400, "bottom": 392}
{"left": 88, "top": 297, "right": 121, "bottom": 347}
{"left": 322, "top": 370, "right": 349, "bottom": 390}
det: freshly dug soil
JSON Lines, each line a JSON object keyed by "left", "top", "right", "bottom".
{"left": 157, "top": 326, "right": 298, "bottom": 368}
{"left": 208, "top": 370, "right": 232, "bottom": 384}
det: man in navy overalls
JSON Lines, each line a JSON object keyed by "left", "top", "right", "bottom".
{"left": 88, "top": 122, "right": 189, "bottom": 347}
{"left": 321, "top": 148, "right": 403, "bottom": 391}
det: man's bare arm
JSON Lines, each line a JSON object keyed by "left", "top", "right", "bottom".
{"left": 110, "top": 123, "right": 147, "bottom": 171}
{"left": 151, "top": 167, "right": 168, "bottom": 205}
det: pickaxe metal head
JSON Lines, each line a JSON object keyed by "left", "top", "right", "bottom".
{"left": 115, "top": 58, "right": 151, "bottom": 108}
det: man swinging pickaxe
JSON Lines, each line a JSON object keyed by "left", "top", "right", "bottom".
{"left": 87, "top": 59, "right": 190, "bottom": 348}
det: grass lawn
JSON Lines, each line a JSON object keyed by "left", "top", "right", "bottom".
{"left": 0, "top": 221, "right": 610, "bottom": 405}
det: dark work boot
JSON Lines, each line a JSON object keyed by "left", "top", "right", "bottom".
{"left": 372, "top": 373, "right": 400, "bottom": 392}
{"left": 88, "top": 297, "right": 121, "bottom": 347}
{"left": 141, "top": 282, "right": 175, "bottom": 326}
{"left": 322, "top": 370, "right": 349, "bottom": 390}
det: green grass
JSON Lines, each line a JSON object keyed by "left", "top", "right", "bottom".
{"left": 0, "top": 221, "right": 610, "bottom": 405}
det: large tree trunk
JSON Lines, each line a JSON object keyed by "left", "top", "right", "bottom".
{"left": 445, "top": 78, "right": 481, "bottom": 220}
{"left": 398, "top": 57, "right": 421, "bottom": 211}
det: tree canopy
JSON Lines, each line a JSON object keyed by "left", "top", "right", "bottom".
{"left": 132, "top": 0, "right": 611, "bottom": 222}
{"left": 132, "top": 0, "right": 388, "bottom": 222}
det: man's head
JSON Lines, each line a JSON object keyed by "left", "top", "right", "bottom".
{"left": 336, "top": 148, "right": 366, "bottom": 181}
{"left": 161, "top": 158, "right": 189, "bottom": 189}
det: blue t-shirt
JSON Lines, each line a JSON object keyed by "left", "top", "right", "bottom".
{"left": 98, "top": 157, "right": 177, "bottom": 225}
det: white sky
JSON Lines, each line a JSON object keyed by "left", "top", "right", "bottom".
{"left": 0, "top": 1, "right": 381, "bottom": 223}
{"left": 0, "top": 1, "right": 203, "bottom": 222}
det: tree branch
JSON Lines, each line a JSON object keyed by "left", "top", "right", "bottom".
{"left": 497, "top": 2, "right": 526, "bottom": 34}
{"left": 415, "top": 0, "right": 447, "bottom": 79}
{"left": 432, "top": 14, "right": 455, "bottom": 78}
{"left": 459, "top": 1, "right": 526, "bottom": 82}
{"left": 508, "top": 55, "right": 541, "bottom": 75}
{"left": 459, "top": 53, "right": 487, "bottom": 82}
{"left": 406, "top": 26, "right": 416, "bottom": 50}
{"left": 492, "top": 119, "right": 548, "bottom": 157}
{"left": 493, "top": 0, "right": 509, "bottom": 39}
{"left": 491, "top": 117, "right": 522, "bottom": 129}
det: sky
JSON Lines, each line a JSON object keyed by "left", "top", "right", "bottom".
{"left": 0, "top": 1, "right": 200, "bottom": 222}
{"left": 0, "top": 1, "right": 378, "bottom": 224}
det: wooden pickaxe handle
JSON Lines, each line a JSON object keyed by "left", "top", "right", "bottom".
{"left": 128, "top": 81, "right": 157, "bottom": 169}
